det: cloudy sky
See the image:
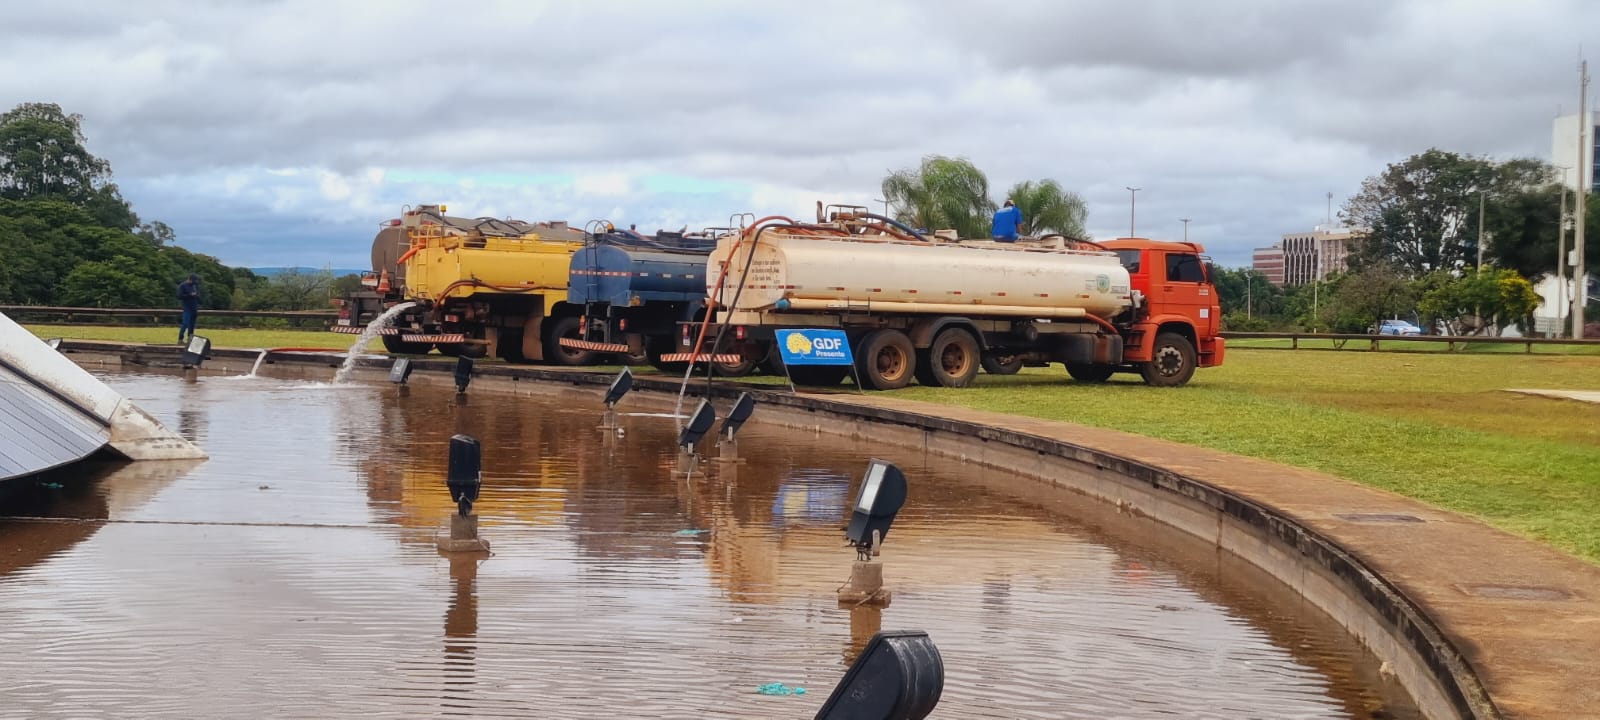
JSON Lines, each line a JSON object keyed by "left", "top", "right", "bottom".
{"left": 5, "top": 0, "right": 1596, "bottom": 268}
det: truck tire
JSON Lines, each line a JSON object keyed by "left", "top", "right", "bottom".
{"left": 544, "top": 316, "right": 594, "bottom": 366}
{"left": 1066, "top": 363, "right": 1115, "bottom": 383}
{"left": 915, "top": 328, "right": 980, "bottom": 388}
{"left": 1139, "top": 332, "right": 1197, "bottom": 387}
{"left": 981, "top": 353, "right": 1023, "bottom": 375}
{"left": 435, "top": 343, "right": 462, "bottom": 357}
{"left": 856, "top": 329, "right": 916, "bottom": 390}
{"left": 789, "top": 365, "right": 850, "bottom": 387}
{"left": 380, "top": 334, "right": 434, "bottom": 355}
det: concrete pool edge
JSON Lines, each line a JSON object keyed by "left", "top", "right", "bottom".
{"left": 67, "top": 342, "right": 1600, "bottom": 719}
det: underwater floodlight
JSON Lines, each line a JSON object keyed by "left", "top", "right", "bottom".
{"left": 605, "top": 367, "right": 633, "bottom": 408}
{"left": 181, "top": 336, "right": 211, "bottom": 368}
{"left": 454, "top": 356, "right": 473, "bottom": 393}
{"left": 446, "top": 434, "right": 482, "bottom": 517}
{"left": 677, "top": 398, "right": 717, "bottom": 449}
{"left": 815, "top": 630, "right": 944, "bottom": 720}
{"left": 389, "top": 358, "right": 414, "bottom": 384}
{"left": 845, "top": 459, "right": 907, "bottom": 557}
{"left": 720, "top": 392, "right": 756, "bottom": 439}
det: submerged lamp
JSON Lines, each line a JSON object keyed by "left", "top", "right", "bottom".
{"left": 389, "top": 358, "right": 414, "bottom": 384}
{"left": 845, "top": 459, "right": 907, "bottom": 559}
{"left": 719, "top": 392, "right": 756, "bottom": 440}
{"left": 815, "top": 631, "right": 944, "bottom": 720}
{"left": 678, "top": 398, "right": 717, "bottom": 449}
{"left": 605, "top": 367, "right": 633, "bottom": 408}
{"left": 181, "top": 335, "right": 211, "bottom": 368}
{"left": 454, "top": 356, "right": 473, "bottom": 393}
{"left": 446, "top": 434, "right": 482, "bottom": 517}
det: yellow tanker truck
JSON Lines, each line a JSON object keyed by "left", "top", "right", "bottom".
{"left": 333, "top": 204, "right": 597, "bottom": 363}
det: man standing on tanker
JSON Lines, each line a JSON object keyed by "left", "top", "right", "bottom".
{"left": 991, "top": 199, "right": 1023, "bottom": 242}
{"left": 177, "top": 273, "right": 201, "bottom": 344}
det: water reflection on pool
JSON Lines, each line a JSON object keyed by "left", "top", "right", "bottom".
{"left": 0, "top": 369, "right": 1419, "bottom": 718}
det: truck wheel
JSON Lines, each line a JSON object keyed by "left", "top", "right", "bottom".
{"left": 380, "top": 334, "right": 434, "bottom": 355}
{"left": 790, "top": 365, "right": 849, "bottom": 387}
{"left": 856, "top": 329, "right": 915, "bottom": 390}
{"left": 915, "top": 328, "right": 980, "bottom": 388}
{"left": 460, "top": 343, "right": 489, "bottom": 359}
{"left": 544, "top": 316, "right": 594, "bottom": 366}
{"left": 1066, "top": 364, "right": 1115, "bottom": 383}
{"left": 1139, "top": 332, "right": 1197, "bottom": 387}
{"left": 981, "top": 353, "right": 1023, "bottom": 375}
{"left": 436, "top": 344, "right": 462, "bottom": 357}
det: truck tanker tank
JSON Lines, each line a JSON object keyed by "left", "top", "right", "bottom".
{"left": 708, "top": 233, "right": 1133, "bottom": 319}
{"left": 569, "top": 239, "right": 716, "bottom": 307}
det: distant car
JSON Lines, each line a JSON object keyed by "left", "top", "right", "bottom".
{"left": 1369, "top": 320, "right": 1423, "bottom": 336}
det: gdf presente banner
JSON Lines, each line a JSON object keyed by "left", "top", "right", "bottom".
{"left": 775, "top": 329, "right": 853, "bottom": 366}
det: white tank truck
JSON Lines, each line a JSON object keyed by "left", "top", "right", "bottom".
{"left": 687, "top": 207, "right": 1226, "bottom": 389}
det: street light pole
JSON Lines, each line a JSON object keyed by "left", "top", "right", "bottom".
{"left": 1179, "top": 218, "right": 1190, "bottom": 242}
{"left": 874, "top": 198, "right": 889, "bottom": 219}
{"left": 1574, "top": 59, "right": 1590, "bottom": 339}
{"left": 1126, "top": 187, "right": 1140, "bottom": 237}
{"left": 1557, "top": 166, "right": 1571, "bottom": 338}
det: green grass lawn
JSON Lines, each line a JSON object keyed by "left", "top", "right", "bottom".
{"left": 26, "top": 324, "right": 375, "bottom": 351}
{"left": 30, "top": 324, "right": 1600, "bottom": 562}
{"left": 1228, "top": 337, "right": 1600, "bottom": 355}
{"left": 890, "top": 350, "right": 1600, "bottom": 563}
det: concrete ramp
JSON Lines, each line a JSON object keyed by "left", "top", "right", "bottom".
{"left": 0, "top": 312, "right": 204, "bottom": 482}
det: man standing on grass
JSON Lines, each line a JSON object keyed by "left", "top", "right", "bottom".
{"left": 177, "top": 273, "right": 201, "bottom": 344}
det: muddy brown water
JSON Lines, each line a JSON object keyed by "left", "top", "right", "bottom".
{"left": 0, "top": 367, "right": 1421, "bottom": 718}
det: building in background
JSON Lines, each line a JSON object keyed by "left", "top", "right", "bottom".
{"left": 1552, "top": 111, "right": 1597, "bottom": 191}
{"left": 1252, "top": 226, "right": 1356, "bottom": 287}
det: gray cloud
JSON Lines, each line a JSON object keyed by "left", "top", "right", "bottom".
{"left": 2, "top": 0, "right": 1595, "bottom": 267}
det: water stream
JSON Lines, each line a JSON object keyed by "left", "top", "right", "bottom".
{"left": 333, "top": 301, "right": 416, "bottom": 383}
{"left": 246, "top": 349, "right": 268, "bottom": 377}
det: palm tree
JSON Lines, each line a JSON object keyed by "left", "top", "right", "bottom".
{"left": 880, "top": 155, "right": 994, "bottom": 238}
{"left": 1005, "top": 179, "right": 1088, "bottom": 238}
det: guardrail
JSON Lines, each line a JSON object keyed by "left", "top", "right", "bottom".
{"left": 0, "top": 305, "right": 338, "bottom": 329}
{"left": 1222, "top": 331, "right": 1600, "bottom": 353}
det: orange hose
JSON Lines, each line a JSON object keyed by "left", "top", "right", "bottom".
{"left": 396, "top": 244, "right": 421, "bottom": 265}
{"left": 1084, "top": 313, "right": 1119, "bottom": 336}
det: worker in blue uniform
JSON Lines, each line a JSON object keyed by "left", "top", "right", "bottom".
{"left": 177, "top": 273, "right": 201, "bottom": 344}
{"left": 991, "top": 200, "right": 1023, "bottom": 242}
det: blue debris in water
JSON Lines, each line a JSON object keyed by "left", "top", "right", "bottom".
{"left": 672, "top": 529, "right": 708, "bottom": 537}
{"left": 756, "top": 683, "right": 805, "bottom": 696}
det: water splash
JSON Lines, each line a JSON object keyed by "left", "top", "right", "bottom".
{"left": 334, "top": 302, "right": 417, "bottom": 383}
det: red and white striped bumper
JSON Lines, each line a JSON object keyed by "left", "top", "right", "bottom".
{"left": 559, "top": 338, "right": 631, "bottom": 353}
{"left": 331, "top": 325, "right": 400, "bottom": 335}
{"left": 659, "top": 353, "right": 745, "bottom": 363}
{"left": 403, "top": 334, "right": 466, "bottom": 343}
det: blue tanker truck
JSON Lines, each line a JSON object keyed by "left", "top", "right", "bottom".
{"left": 561, "top": 228, "right": 755, "bottom": 374}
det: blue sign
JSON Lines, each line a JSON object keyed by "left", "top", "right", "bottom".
{"left": 776, "top": 329, "right": 853, "bottom": 366}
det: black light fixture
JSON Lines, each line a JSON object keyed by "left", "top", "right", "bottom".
{"left": 719, "top": 392, "right": 756, "bottom": 440}
{"left": 845, "top": 459, "right": 907, "bottom": 560}
{"left": 446, "top": 434, "right": 482, "bottom": 517}
{"left": 604, "top": 367, "right": 633, "bottom": 408}
{"left": 678, "top": 398, "right": 717, "bottom": 450}
{"left": 181, "top": 335, "right": 211, "bottom": 368}
{"left": 815, "top": 631, "right": 944, "bottom": 720}
{"left": 389, "top": 358, "right": 414, "bottom": 384}
{"left": 454, "top": 356, "right": 473, "bottom": 393}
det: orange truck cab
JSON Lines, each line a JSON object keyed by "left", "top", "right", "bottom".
{"left": 1098, "top": 238, "right": 1226, "bottom": 378}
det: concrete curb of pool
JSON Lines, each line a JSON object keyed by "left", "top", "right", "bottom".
{"left": 72, "top": 341, "right": 1600, "bottom": 719}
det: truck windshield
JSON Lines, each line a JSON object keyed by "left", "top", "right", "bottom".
{"left": 1114, "top": 249, "right": 1142, "bottom": 273}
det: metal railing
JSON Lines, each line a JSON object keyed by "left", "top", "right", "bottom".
{"left": 1222, "top": 331, "right": 1600, "bottom": 353}
{"left": 1, "top": 305, "right": 338, "bottom": 329}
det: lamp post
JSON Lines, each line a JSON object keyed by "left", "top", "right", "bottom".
{"left": 1179, "top": 218, "right": 1190, "bottom": 242}
{"left": 1573, "top": 59, "right": 1590, "bottom": 339}
{"left": 1125, "top": 187, "right": 1141, "bottom": 237}
{"left": 1476, "top": 191, "right": 1487, "bottom": 273}
{"left": 875, "top": 198, "right": 890, "bottom": 219}
{"left": 1557, "top": 166, "right": 1571, "bottom": 338}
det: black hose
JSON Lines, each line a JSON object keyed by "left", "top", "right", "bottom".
{"left": 860, "top": 212, "right": 926, "bottom": 241}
